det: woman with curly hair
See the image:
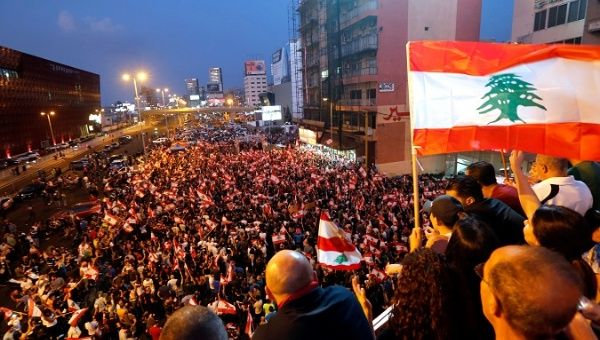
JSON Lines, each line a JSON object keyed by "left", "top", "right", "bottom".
{"left": 377, "top": 248, "right": 464, "bottom": 340}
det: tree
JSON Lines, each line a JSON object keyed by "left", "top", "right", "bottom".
{"left": 477, "top": 73, "right": 546, "bottom": 124}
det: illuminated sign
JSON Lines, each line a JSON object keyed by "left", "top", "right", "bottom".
{"left": 190, "top": 94, "right": 200, "bottom": 100}
{"left": 245, "top": 60, "right": 266, "bottom": 76}
{"left": 299, "top": 128, "right": 317, "bottom": 145}
{"left": 262, "top": 105, "right": 282, "bottom": 121}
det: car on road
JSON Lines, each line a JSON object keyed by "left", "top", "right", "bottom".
{"left": 70, "top": 158, "right": 90, "bottom": 170}
{"left": 103, "top": 144, "right": 113, "bottom": 153}
{"left": 111, "top": 141, "right": 120, "bottom": 149}
{"left": 16, "top": 182, "right": 46, "bottom": 200}
{"left": 118, "top": 135, "right": 133, "bottom": 144}
{"left": 152, "top": 137, "right": 169, "bottom": 146}
{"left": 109, "top": 159, "right": 127, "bottom": 170}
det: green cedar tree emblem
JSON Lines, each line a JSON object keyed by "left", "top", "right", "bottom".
{"left": 477, "top": 73, "right": 546, "bottom": 124}
{"left": 334, "top": 254, "right": 348, "bottom": 264}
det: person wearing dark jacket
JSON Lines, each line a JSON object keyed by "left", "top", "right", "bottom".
{"left": 446, "top": 176, "right": 525, "bottom": 246}
{"left": 252, "top": 250, "right": 373, "bottom": 340}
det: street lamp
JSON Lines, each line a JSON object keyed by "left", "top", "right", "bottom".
{"left": 122, "top": 71, "right": 148, "bottom": 155}
{"left": 323, "top": 98, "right": 333, "bottom": 144}
{"left": 40, "top": 111, "right": 57, "bottom": 153}
{"left": 156, "top": 88, "right": 169, "bottom": 107}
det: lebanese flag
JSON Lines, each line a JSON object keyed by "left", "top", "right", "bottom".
{"left": 272, "top": 233, "right": 286, "bottom": 245}
{"left": 370, "top": 268, "right": 388, "bottom": 283}
{"left": 270, "top": 174, "right": 280, "bottom": 184}
{"left": 317, "top": 212, "right": 362, "bottom": 270}
{"left": 103, "top": 212, "right": 119, "bottom": 226}
{"left": 28, "top": 298, "right": 42, "bottom": 318}
{"left": 213, "top": 299, "right": 237, "bottom": 315}
{"left": 408, "top": 41, "right": 600, "bottom": 160}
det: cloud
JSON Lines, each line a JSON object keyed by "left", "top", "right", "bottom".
{"left": 58, "top": 10, "right": 76, "bottom": 32}
{"left": 85, "top": 17, "right": 123, "bottom": 33}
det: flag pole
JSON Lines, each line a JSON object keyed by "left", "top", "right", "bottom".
{"left": 499, "top": 150, "right": 509, "bottom": 180}
{"left": 406, "top": 42, "right": 421, "bottom": 229}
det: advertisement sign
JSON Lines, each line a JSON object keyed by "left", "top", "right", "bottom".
{"left": 262, "top": 105, "right": 282, "bottom": 121}
{"left": 189, "top": 94, "right": 200, "bottom": 101}
{"left": 379, "top": 82, "right": 395, "bottom": 92}
{"left": 298, "top": 128, "right": 317, "bottom": 145}
{"left": 245, "top": 60, "right": 266, "bottom": 76}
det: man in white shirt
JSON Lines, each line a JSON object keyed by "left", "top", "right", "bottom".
{"left": 531, "top": 154, "right": 592, "bottom": 216}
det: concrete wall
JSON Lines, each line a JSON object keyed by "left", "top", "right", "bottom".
{"left": 583, "top": 0, "right": 600, "bottom": 44}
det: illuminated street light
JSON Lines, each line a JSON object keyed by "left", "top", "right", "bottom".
{"left": 122, "top": 71, "right": 148, "bottom": 155}
{"left": 40, "top": 111, "right": 57, "bottom": 152}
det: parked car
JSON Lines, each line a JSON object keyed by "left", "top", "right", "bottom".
{"left": 109, "top": 159, "right": 127, "bottom": 170}
{"left": 118, "top": 135, "right": 133, "bottom": 144}
{"left": 111, "top": 141, "right": 120, "bottom": 149}
{"left": 109, "top": 154, "right": 124, "bottom": 163}
{"left": 17, "top": 182, "right": 46, "bottom": 200}
{"left": 70, "top": 158, "right": 90, "bottom": 170}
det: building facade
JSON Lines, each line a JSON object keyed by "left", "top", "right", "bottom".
{"left": 512, "top": 0, "right": 598, "bottom": 44}
{"left": 0, "top": 46, "right": 100, "bottom": 158}
{"left": 271, "top": 41, "right": 305, "bottom": 120}
{"left": 185, "top": 78, "right": 201, "bottom": 107}
{"left": 244, "top": 60, "right": 268, "bottom": 108}
{"left": 207, "top": 67, "right": 224, "bottom": 106}
{"left": 297, "top": 0, "right": 482, "bottom": 175}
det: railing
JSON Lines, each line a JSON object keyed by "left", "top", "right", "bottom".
{"left": 338, "top": 98, "right": 376, "bottom": 106}
{"left": 341, "top": 34, "right": 378, "bottom": 57}
{"left": 340, "top": 0, "right": 379, "bottom": 29}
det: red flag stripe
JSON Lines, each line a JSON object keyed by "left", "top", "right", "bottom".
{"left": 320, "top": 262, "right": 361, "bottom": 270}
{"left": 408, "top": 41, "right": 600, "bottom": 75}
{"left": 317, "top": 236, "right": 358, "bottom": 252}
{"left": 414, "top": 123, "right": 600, "bottom": 161}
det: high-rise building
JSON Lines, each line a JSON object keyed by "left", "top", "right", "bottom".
{"left": 298, "top": 0, "right": 482, "bottom": 175}
{"left": 185, "top": 78, "right": 201, "bottom": 107}
{"left": 271, "top": 41, "right": 304, "bottom": 120}
{"left": 0, "top": 46, "right": 100, "bottom": 158}
{"left": 512, "top": 0, "right": 599, "bottom": 44}
{"left": 185, "top": 78, "right": 200, "bottom": 96}
{"left": 207, "top": 67, "right": 224, "bottom": 106}
{"left": 244, "top": 60, "right": 268, "bottom": 107}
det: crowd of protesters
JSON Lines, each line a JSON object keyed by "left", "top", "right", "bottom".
{"left": 1, "top": 119, "right": 599, "bottom": 339}
{"left": 0, "top": 122, "right": 447, "bottom": 339}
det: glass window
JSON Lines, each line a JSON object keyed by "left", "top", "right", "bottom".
{"left": 568, "top": 1, "right": 579, "bottom": 22}
{"left": 534, "top": 10, "right": 547, "bottom": 31}
{"left": 548, "top": 6, "right": 558, "bottom": 27}
{"left": 578, "top": 0, "right": 587, "bottom": 20}
{"left": 557, "top": 4, "right": 568, "bottom": 25}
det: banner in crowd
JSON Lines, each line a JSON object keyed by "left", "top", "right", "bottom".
{"left": 317, "top": 212, "right": 362, "bottom": 270}
{"left": 407, "top": 41, "right": 600, "bottom": 160}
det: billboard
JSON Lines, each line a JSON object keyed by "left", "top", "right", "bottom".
{"left": 272, "top": 48, "right": 287, "bottom": 86}
{"left": 245, "top": 60, "right": 266, "bottom": 76}
{"left": 189, "top": 94, "right": 200, "bottom": 101}
{"left": 299, "top": 128, "right": 317, "bottom": 145}
{"left": 262, "top": 105, "right": 282, "bottom": 121}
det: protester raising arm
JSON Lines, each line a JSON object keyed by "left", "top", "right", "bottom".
{"left": 509, "top": 150, "right": 541, "bottom": 221}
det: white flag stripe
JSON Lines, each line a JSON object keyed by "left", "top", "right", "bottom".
{"left": 411, "top": 58, "right": 600, "bottom": 129}
{"left": 317, "top": 249, "right": 362, "bottom": 266}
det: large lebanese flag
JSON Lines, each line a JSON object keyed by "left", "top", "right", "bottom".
{"left": 317, "top": 212, "right": 361, "bottom": 270}
{"left": 408, "top": 41, "right": 600, "bottom": 160}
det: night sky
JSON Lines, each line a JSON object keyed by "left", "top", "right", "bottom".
{"left": 0, "top": 0, "right": 512, "bottom": 106}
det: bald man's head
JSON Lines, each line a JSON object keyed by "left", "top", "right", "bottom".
{"left": 482, "top": 245, "right": 582, "bottom": 339}
{"left": 160, "top": 306, "right": 227, "bottom": 340}
{"left": 266, "top": 250, "right": 314, "bottom": 300}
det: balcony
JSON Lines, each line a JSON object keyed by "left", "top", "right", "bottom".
{"left": 341, "top": 34, "right": 378, "bottom": 58}
{"left": 338, "top": 98, "right": 376, "bottom": 107}
{"left": 340, "top": 0, "right": 378, "bottom": 30}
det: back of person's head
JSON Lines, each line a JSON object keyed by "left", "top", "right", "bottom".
{"left": 445, "top": 216, "right": 499, "bottom": 276}
{"left": 466, "top": 161, "right": 497, "bottom": 186}
{"left": 535, "top": 154, "right": 568, "bottom": 177}
{"left": 160, "top": 306, "right": 227, "bottom": 340}
{"left": 483, "top": 246, "right": 582, "bottom": 339}
{"left": 265, "top": 250, "right": 314, "bottom": 303}
{"left": 531, "top": 205, "right": 593, "bottom": 261}
{"left": 445, "top": 176, "right": 484, "bottom": 204}
{"left": 425, "top": 195, "right": 464, "bottom": 228}
{"left": 391, "top": 248, "right": 457, "bottom": 340}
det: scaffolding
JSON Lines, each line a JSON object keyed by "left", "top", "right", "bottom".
{"left": 288, "top": 0, "right": 304, "bottom": 119}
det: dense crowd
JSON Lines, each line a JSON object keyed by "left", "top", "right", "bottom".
{"left": 0, "top": 123, "right": 447, "bottom": 339}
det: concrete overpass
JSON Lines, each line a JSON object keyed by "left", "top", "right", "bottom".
{"left": 144, "top": 106, "right": 254, "bottom": 115}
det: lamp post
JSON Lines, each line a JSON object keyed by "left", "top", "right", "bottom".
{"left": 40, "top": 111, "right": 57, "bottom": 153}
{"left": 156, "top": 88, "right": 169, "bottom": 107}
{"left": 122, "top": 72, "right": 148, "bottom": 155}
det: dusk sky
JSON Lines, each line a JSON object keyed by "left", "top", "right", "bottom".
{"left": 0, "top": 0, "right": 512, "bottom": 106}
